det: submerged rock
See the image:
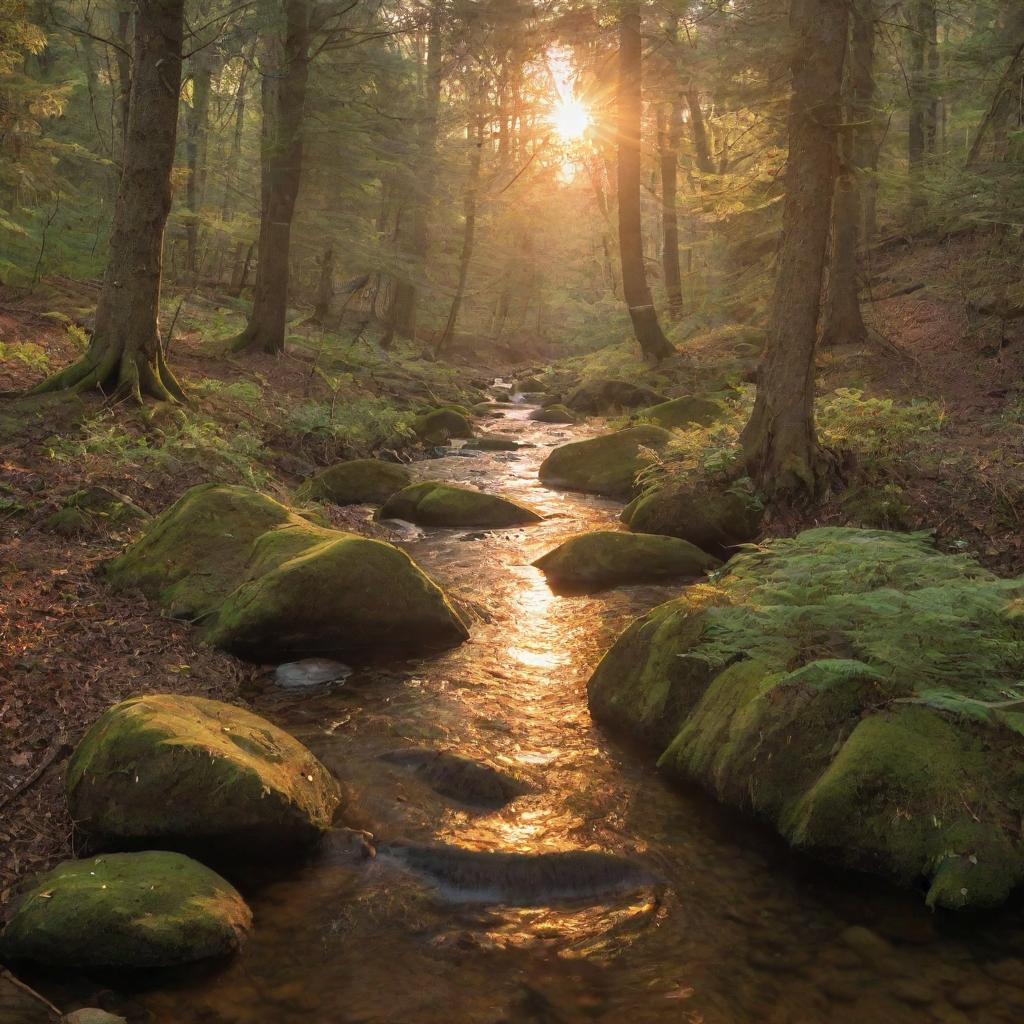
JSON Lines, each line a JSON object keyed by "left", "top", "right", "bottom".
{"left": 538, "top": 426, "right": 671, "bottom": 500}
{"left": 413, "top": 408, "right": 474, "bottom": 444}
{"left": 622, "top": 482, "right": 762, "bottom": 554}
{"left": 274, "top": 658, "right": 353, "bottom": 688}
{"left": 66, "top": 694, "right": 343, "bottom": 856}
{"left": 530, "top": 404, "right": 577, "bottom": 424}
{"left": 588, "top": 527, "right": 1024, "bottom": 910}
{"left": 379, "top": 481, "right": 543, "bottom": 528}
{"left": 380, "top": 748, "right": 532, "bottom": 808}
{"left": 296, "top": 459, "right": 412, "bottom": 505}
{"left": 463, "top": 435, "right": 522, "bottom": 452}
{"left": 0, "top": 852, "right": 251, "bottom": 968}
{"left": 565, "top": 379, "right": 669, "bottom": 414}
{"left": 105, "top": 484, "right": 468, "bottom": 662}
{"left": 637, "top": 395, "right": 724, "bottom": 430}
{"left": 533, "top": 531, "right": 720, "bottom": 592}
{"left": 63, "top": 1011, "right": 127, "bottom": 1024}
{"left": 381, "top": 843, "right": 657, "bottom": 903}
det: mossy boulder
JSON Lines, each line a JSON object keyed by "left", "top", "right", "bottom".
{"left": 296, "top": 459, "right": 412, "bottom": 505}
{"left": 379, "top": 481, "right": 543, "bottom": 528}
{"left": 533, "top": 531, "right": 720, "bottom": 592}
{"left": 638, "top": 396, "right": 724, "bottom": 430}
{"left": 565, "top": 379, "right": 669, "bottom": 414}
{"left": 0, "top": 851, "right": 251, "bottom": 968}
{"left": 66, "top": 694, "right": 342, "bottom": 856}
{"left": 538, "top": 426, "right": 672, "bottom": 500}
{"left": 412, "top": 408, "right": 474, "bottom": 444}
{"left": 530, "top": 404, "right": 577, "bottom": 424}
{"left": 106, "top": 484, "right": 468, "bottom": 661}
{"left": 622, "top": 482, "right": 761, "bottom": 554}
{"left": 589, "top": 528, "right": 1024, "bottom": 910}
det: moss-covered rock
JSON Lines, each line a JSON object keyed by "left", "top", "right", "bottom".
{"left": 530, "top": 404, "right": 577, "bottom": 424}
{"left": 565, "top": 379, "right": 669, "bottom": 414}
{"left": 43, "top": 487, "right": 149, "bottom": 537}
{"left": 67, "top": 694, "right": 342, "bottom": 856}
{"left": 106, "top": 484, "right": 468, "bottom": 661}
{"left": 533, "top": 531, "right": 720, "bottom": 592}
{"left": 412, "top": 408, "right": 474, "bottom": 443}
{"left": 622, "top": 482, "right": 761, "bottom": 554}
{"left": 588, "top": 528, "right": 1024, "bottom": 910}
{"left": 463, "top": 435, "right": 522, "bottom": 452}
{"left": 638, "top": 395, "right": 724, "bottom": 430}
{"left": 538, "top": 426, "right": 671, "bottom": 500}
{"left": 379, "top": 481, "right": 543, "bottom": 528}
{"left": 0, "top": 851, "right": 251, "bottom": 968}
{"left": 296, "top": 459, "right": 412, "bottom": 505}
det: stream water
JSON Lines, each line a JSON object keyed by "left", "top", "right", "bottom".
{"left": 42, "top": 396, "right": 1024, "bottom": 1023}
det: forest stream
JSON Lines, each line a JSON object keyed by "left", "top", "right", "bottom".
{"left": 24, "top": 388, "right": 1024, "bottom": 1024}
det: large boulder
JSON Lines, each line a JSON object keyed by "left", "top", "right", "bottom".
{"left": 413, "top": 408, "right": 474, "bottom": 444}
{"left": 66, "top": 694, "right": 342, "bottom": 856}
{"left": 379, "top": 482, "right": 542, "bottom": 528}
{"left": 530, "top": 404, "right": 577, "bottom": 424}
{"left": 106, "top": 484, "right": 468, "bottom": 662}
{"left": 0, "top": 852, "right": 251, "bottom": 968}
{"left": 534, "top": 531, "right": 720, "bottom": 592}
{"left": 622, "top": 482, "right": 761, "bottom": 554}
{"left": 638, "top": 396, "right": 724, "bottom": 430}
{"left": 589, "top": 528, "right": 1024, "bottom": 910}
{"left": 538, "top": 426, "right": 671, "bottom": 500}
{"left": 297, "top": 459, "right": 412, "bottom": 505}
{"left": 565, "top": 379, "right": 669, "bottom": 414}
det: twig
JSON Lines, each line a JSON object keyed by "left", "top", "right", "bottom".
{"left": 0, "top": 735, "right": 71, "bottom": 814}
{"left": 0, "top": 970, "right": 62, "bottom": 1018}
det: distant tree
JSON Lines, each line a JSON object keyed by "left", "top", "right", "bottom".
{"left": 617, "top": 0, "right": 676, "bottom": 362}
{"left": 29, "top": 0, "right": 186, "bottom": 401}
{"left": 740, "top": 0, "right": 849, "bottom": 497}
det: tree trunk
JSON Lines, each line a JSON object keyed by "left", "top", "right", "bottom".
{"left": 966, "top": 40, "right": 1024, "bottom": 166}
{"left": 436, "top": 107, "right": 484, "bottom": 356}
{"left": 659, "top": 101, "right": 684, "bottom": 320}
{"left": 221, "top": 55, "right": 250, "bottom": 222}
{"left": 822, "top": 0, "right": 875, "bottom": 348}
{"left": 30, "top": 0, "right": 185, "bottom": 402}
{"left": 312, "top": 246, "right": 334, "bottom": 323}
{"left": 231, "top": 0, "right": 310, "bottom": 354}
{"left": 617, "top": 2, "right": 676, "bottom": 362}
{"left": 686, "top": 87, "right": 715, "bottom": 174}
{"left": 185, "top": 48, "right": 214, "bottom": 279}
{"left": 113, "top": 1, "right": 132, "bottom": 163}
{"left": 739, "top": 0, "right": 849, "bottom": 497}
{"left": 907, "top": 0, "right": 930, "bottom": 219}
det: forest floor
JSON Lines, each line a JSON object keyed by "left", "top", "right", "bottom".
{"left": 1, "top": 228, "right": 1023, "bottom": 908}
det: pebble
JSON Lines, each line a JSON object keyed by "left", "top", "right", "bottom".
{"left": 840, "top": 925, "right": 896, "bottom": 968}
{"left": 949, "top": 981, "right": 996, "bottom": 1010}
{"left": 889, "top": 979, "right": 937, "bottom": 1006}
{"left": 63, "top": 1012, "right": 127, "bottom": 1024}
{"left": 983, "top": 957, "right": 1024, "bottom": 988}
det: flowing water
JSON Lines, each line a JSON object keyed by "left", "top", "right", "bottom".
{"left": 43, "top": 395, "right": 1024, "bottom": 1023}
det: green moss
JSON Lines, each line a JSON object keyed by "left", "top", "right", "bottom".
{"left": 588, "top": 527, "right": 1024, "bottom": 909}
{"left": 565, "top": 380, "right": 669, "bottom": 414}
{"left": 66, "top": 694, "right": 343, "bottom": 856}
{"left": 637, "top": 396, "right": 724, "bottom": 430}
{"left": 0, "top": 851, "right": 251, "bottom": 968}
{"left": 105, "top": 483, "right": 468, "bottom": 661}
{"left": 539, "top": 426, "right": 672, "bottom": 500}
{"left": 43, "top": 506, "right": 90, "bottom": 535}
{"left": 534, "top": 531, "right": 720, "bottom": 592}
{"left": 530, "top": 405, "right": 577, "bottom": 424}
{"left": 296, "top": 459, "right": 412, "bottom": 505}
{"left": 412, "top": 408, "right": 474, "bottom": 444}
{"left": 622, "top": 482, "right": 761, "bottom": 553}
{"left": 378, "top": 481, "right": 543, "bottom": 528}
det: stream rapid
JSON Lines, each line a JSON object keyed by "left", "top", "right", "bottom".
{"left": 50, "top": 393, "right": 1024, "bottom": 1023}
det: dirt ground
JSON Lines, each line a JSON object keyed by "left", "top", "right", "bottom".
{"left": 2, "top": 231, "right": 1023, "bottom": 907}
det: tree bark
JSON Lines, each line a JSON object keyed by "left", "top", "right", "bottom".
{"left": 659, "top": 101, "right": 684, "bottom": 320}
{"left": 966, "top": 40, "right": 1024, "bottom": 166}
{"left": 907, "top": 0, "right": 930, "bottom": 220}
{"left": 617, "top": 1, "right": 676, "bottom": 362}
{"left": 231, "top": 0, "right": 311, "bottom": 354}
{"left": 822, "top": 0, "right": 875, "bottom": 348}
{"left": 740, "top": 0, "right": 849, "bottom": 498}
{"left": 312, "top": 245, "right": 335, "bottom": 323}
{"left": 185, "top": 47, "right": 214, "bottom": 279}
{"left": 685, "top": 87, "right": 715, "bottom": 174}
{"left": 30, "top": 0, "right": 185, "bottom": 402}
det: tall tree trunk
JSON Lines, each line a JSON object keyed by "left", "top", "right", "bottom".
{"left": 966, "top": 40, "right": 1024, "bottom": 166}
{"left": 30, "top": 0, "right": 185, "bottom": 402}
{"left": 185, "top": 48, "right": 214, "bottom": 279}
{"left": 617, "top": 1, "right": 675, "bottom": 362}
{"left": 739, "top": 0, "right": 849, "bottom": 497}
{"left": 659, "top": 101, "right": 684, "bottom": 320}
{"left": 391, "top": 1, "right": 443, "bottom": 341}
{"left": 232, "top": 0, "right": 310, "bottom": 354}
{"left": 822, "top": 0, "right": 875, "bottom": 348}
{"left": 436, "top": 107, "right": 484, "bottom": 356}
{"left": 907, "top": 0, "right": 930, "bottom": 219}
{"left": 312, "top": 245, "right": 334, "bottom": 323}
{"left": 221, "top": 55, "right": 250, "bottom": 222}
{"left": 685, "top": 87, "right": 715, "bottom": 174}
{"left": 113, "top": 1, "right": 132, "bottom": 163}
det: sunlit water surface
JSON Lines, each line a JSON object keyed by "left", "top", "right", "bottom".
{"left": 42, "top": 401, "right": 1024, "bottom": 1023}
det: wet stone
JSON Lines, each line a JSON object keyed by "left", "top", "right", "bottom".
{"left": 889, "top": 979, "right": 938, "bottom": 1006}
{"left": 275, "top": 658, "right": 353, "bottom": 688}
{"left": 379, "top": 748, "right": 532, "bottom": 809}
{"left": 63, "top": 1012, "right": 128, "bottom": 1024}
{"left": 949, "top": 981, "right": 996, "bottom": 1009}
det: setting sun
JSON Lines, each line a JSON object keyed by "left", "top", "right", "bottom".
{"left": 551, "top": 96, "right": 591, "bottom": 142}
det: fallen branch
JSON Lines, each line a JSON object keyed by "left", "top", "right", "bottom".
{"left": 0, "top": 735, "right": 71, "bottom": 814}
{"left": 0, "top": 969, "right": 62, "bottom": 1018}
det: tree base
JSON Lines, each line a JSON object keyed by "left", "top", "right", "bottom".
{"left": 29, "top": 340, "right": 186, "bottom": 404}
{"left": 230, "top": 320, "right": 284, "bottom": 355}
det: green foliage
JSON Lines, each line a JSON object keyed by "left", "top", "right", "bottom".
{"left": 818, "top": 388, "right": 946, "bottom": 459}
{"left": 283, "top": 397, "right": 415, "bottom": 456}
{"left": 0, "top": 339, "right": 49, "bottom": 370}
